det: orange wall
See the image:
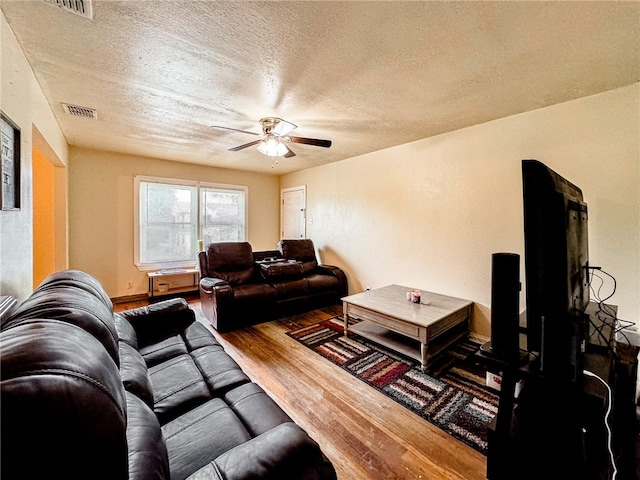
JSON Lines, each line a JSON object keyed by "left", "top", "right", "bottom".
{"left": 32, "top": 146, "right": 56, "bottom": 287}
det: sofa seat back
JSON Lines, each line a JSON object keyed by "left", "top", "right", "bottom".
{"left": 200, "top": 241, "right": 257, "bottom": 285}
{"left": 4, "top": 269, "right": 120, "bottom": 364}
{"left": 277, "top": 239, "right": 319, "bottom": 275}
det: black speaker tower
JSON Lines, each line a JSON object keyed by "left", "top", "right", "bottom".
{"left": 486, "top": 252, "right": 522, "bottom": 362}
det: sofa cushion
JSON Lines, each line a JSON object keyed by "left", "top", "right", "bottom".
{"left": 232, "top": 283, "right": 277, "bottom": 304}
{"left": 277, "top": 239, "right": 317, "bottom": 262}
{"left": 223, "top": 382, "right": 293, "bottom": 437}
{"left": 162, "top": 399, "right": 252, "bottom": 480}
{"left": 183, "top": 321, "right": 224, "bottom": 351}
{"left": 270, "top": 277, "right": 310, "bottom": 298}
{"left": 33, "top": 268, "right": 114, "bottom": 312}
{"left": 191, "top": 345, "right": 251, "bottom": 394}
{"left": 115, "top": 313, "right": 139, "bottom": 349}
{"left": 149, "top": 353, "right": 212, "bottom": 423}
{"left": 5, "top": 285, "right": 120, "bottom": 364}
{"left": 140, "top": 333, "right": 189, "bottom": 367}
{"left": 125, "top": 391, "right": 170, "bottom": 480}
{"left": 206, "top": 242, "right": 256, "bottom": 286}
{"left": 120, "top": 342, "right": 155, "bottom": 408}
{"left": 277, "top": 239, "right": 319, "bottom": 275}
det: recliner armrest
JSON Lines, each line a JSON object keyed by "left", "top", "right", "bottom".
{"left": 315, "top": 265, "right": 348, "bottom": 297}
{"left": 315, "top": 264, "right": 339, "bottom": 275}
{"left": 199, "top": 277, "right": 230, "bottom": 292}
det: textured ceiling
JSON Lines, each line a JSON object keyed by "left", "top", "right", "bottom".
{"left": 2, "top": 0, "right": 639, "bottom": 174}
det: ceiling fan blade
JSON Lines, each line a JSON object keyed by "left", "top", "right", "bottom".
{"left": 211, "top": 125, "right": 261, "bottom": 136}
{"left": 273, "top": 119, "right": 297, "bottom": 136}
{"left": 283, "top": 144, "right": 296, "bottom": 158}
{"left": 288, "top": 136, "right": 332, "bottom": 148}
{"left": 228, "top": 139, "right": 262, "bottom": 151}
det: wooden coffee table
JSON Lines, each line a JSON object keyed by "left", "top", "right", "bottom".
{"left": 342, "top": 284, "right": 473, "bottom": 371}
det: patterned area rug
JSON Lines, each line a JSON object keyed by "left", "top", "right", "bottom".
{"left": 287, "top": 317, "right": 499, "bottom": 454}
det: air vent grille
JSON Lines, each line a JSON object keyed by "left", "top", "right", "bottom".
{"left": 43, "top": 0, "right": 93, "bottom": 20}
{"left": 62, "top": 103, "right": 98, "bottom": 119}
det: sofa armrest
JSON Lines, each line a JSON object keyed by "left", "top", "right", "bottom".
{"left": 199, "top": 277, "right": 229, "bottom": 291}
{"left": 315, "top": 265, "right": 348, "bottom": 297}
{"left": 118, "top": 298, "right": 196, "bottom": 344}
{"left": 186, "top": 423, "right": 336, "bottom": 480}
{"left": 198, "top": 277, "right": 234, "bottom": 332}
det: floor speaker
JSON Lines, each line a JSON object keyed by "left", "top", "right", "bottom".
{"left": 490, "top": 252, "right": 521, "bottom": 361}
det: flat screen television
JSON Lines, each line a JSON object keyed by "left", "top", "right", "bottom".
{"left": 522, "top": 159, "right": 590, "bottom": 382}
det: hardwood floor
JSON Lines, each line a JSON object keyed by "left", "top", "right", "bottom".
{"left": 115, "top": 296, "right": 488, "bottom": 480}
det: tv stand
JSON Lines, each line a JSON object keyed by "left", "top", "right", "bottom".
{"left": 477, "top": 302, "right": 638, "bottom": 480}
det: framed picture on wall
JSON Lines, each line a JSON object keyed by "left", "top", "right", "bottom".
{"left": 1, "top": 112, "right": 21, "bottom": 211}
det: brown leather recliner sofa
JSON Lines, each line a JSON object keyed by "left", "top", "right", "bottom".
{"left": 199, "top": 239, "right": 347, "bottom": 332}
{"left": 1, "top": 269, "right": 337, "bottom": 480}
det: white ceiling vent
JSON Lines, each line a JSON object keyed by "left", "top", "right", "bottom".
{"left": 43, "top": 0, "right": 93, "bottom": 20}
{"left": 62, "top": 103, "right": 98, "bottom": 119}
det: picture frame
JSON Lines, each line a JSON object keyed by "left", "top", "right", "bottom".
{"left": 1, "top": 112, "right": 21, "bottom": 211}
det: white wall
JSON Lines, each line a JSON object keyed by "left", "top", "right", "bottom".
{"left": 68, "top": 147, "right": 281, "bottom": 298}
{"left": 0, "top": 12, "right": 68, "bottom": 301}
{"left": 282, "top": 85, "right": 639, "bottom": 337}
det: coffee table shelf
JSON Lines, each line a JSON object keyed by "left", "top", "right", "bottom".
{"left": 350, "top": 319, "right": 469, "bottom": 366}
{"left": 342, "top": 284, "right": 473, "bottom": 371}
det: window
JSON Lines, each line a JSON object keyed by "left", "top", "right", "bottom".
{"left": 135, "top": 176, "right": 247, "bottom": 270}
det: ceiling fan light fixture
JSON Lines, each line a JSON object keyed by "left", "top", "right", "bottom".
{"left": 257, "top": 134, "right": 288, "bottom": 157}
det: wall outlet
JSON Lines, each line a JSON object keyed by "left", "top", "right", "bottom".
{"left": 127, "top": 281, "right": 133, "bottom": 289}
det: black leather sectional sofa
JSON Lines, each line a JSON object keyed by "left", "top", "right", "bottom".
{"left": 199, "top": 239, "right": 347, "bottom": 332}
{"left": 1, "top": 269, "right": 336, "bottom": 480}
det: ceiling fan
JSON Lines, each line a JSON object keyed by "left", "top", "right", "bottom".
{"left": 211, "top": 117, "right": 332, "bottom": 160}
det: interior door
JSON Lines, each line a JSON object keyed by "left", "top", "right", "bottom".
{"left": 281, "top": 186, "right": 306, "bottom": 239}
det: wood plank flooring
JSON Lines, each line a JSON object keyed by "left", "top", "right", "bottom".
{"left": 115, "top": 296, "right": 488, "bottom": 480}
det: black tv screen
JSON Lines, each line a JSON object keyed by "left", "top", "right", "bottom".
{"left": 522, "top": 159, "right": 589, "bottom": 381}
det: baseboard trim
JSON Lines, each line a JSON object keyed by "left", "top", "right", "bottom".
{"left": 111, "top": 293, "right": 148, "bottom": 304}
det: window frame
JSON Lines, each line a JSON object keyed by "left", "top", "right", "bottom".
{"left": 134, "top": 175, "right": 248, "bottom": 271}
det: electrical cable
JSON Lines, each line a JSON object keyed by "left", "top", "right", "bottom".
{"left": 583, "top": 369, "right": 617, "bottom": 480}
{"left": 586, "top": 267, "right": 624, "bottom": 359}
